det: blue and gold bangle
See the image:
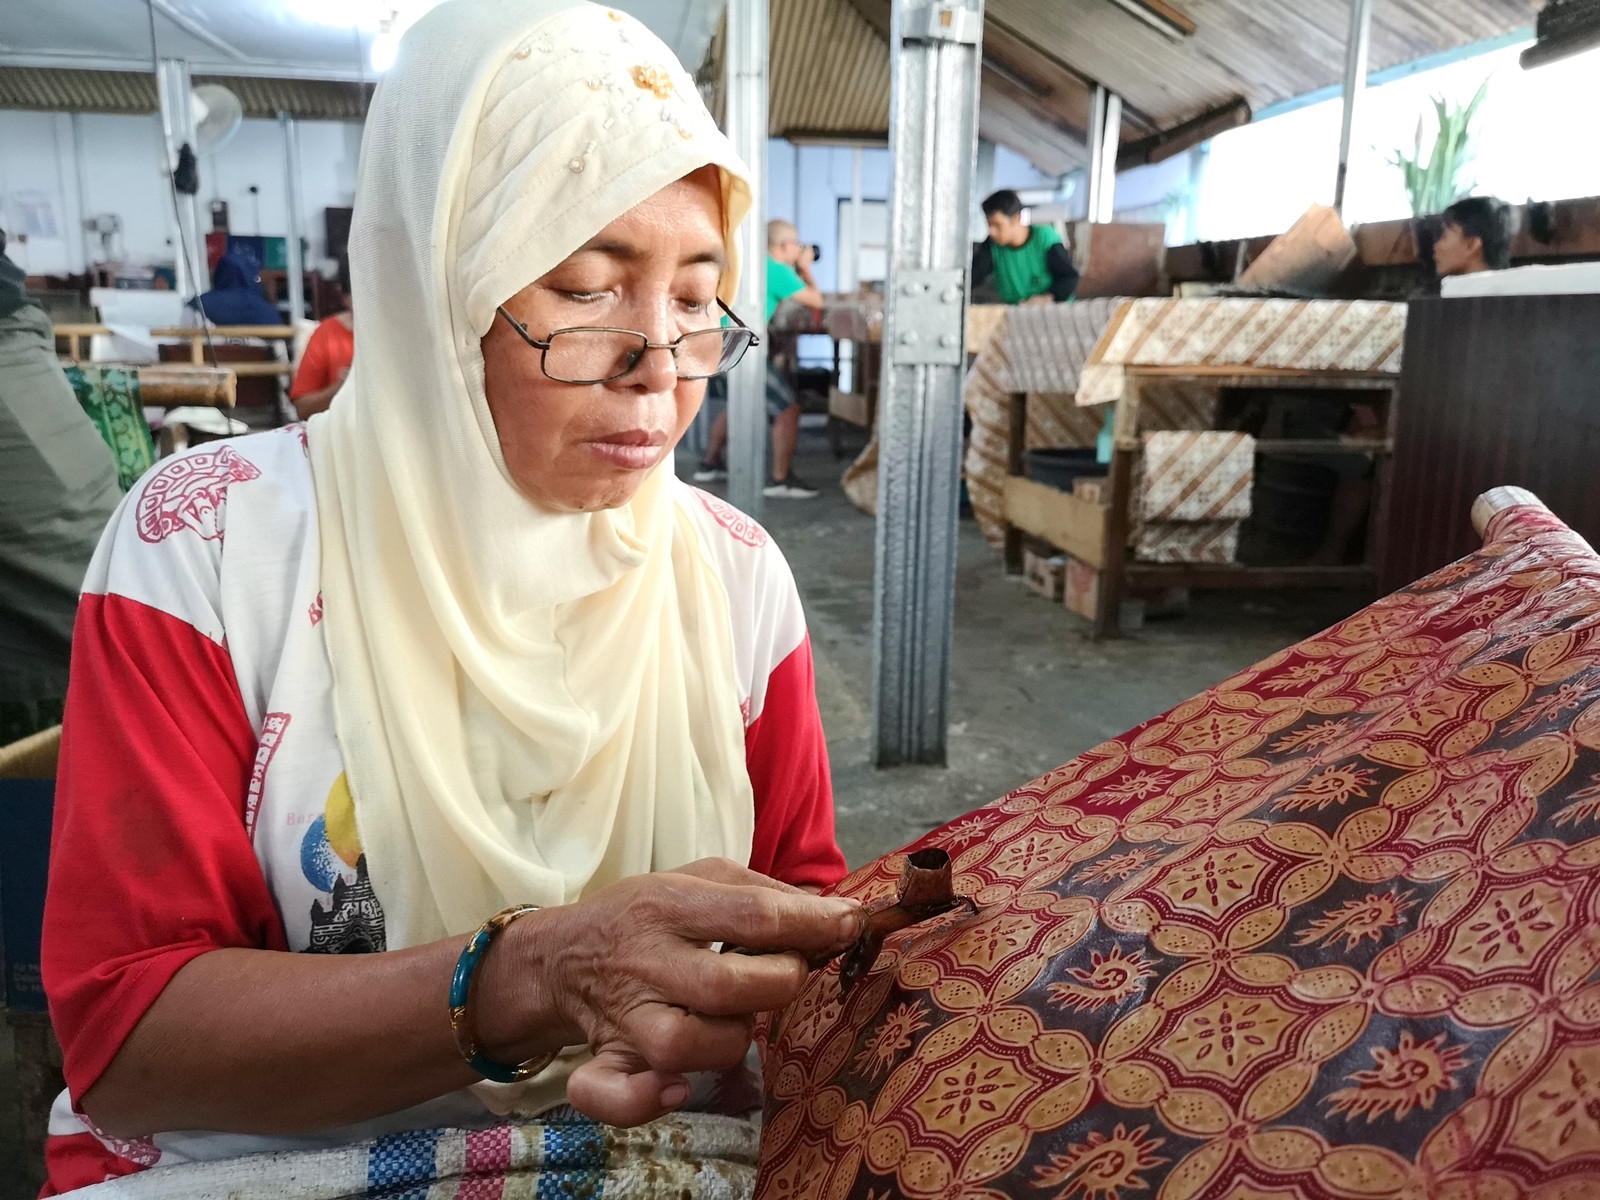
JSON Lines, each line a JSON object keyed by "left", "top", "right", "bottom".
{"left": 449, "top": 903, "right": 554, "bottom": 1084}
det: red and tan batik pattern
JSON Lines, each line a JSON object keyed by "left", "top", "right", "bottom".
{"left": 758, "top": 504, "right": 1600, "bottom": 1200}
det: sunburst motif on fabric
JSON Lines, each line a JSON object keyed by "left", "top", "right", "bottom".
{"left": 1258, "top": 661, "right": 1337, "bottom": 692}
{"left": 1079, "top": 847, "right": 1162, "bottom": 885}
{"left": 853, "top": 1001, "right": 931, "bottom": 1081}
{"left": 1325, "top": 1031, "right": 1470, "bottom": 1122}
{"left": 1031, "top": 1123, "right": 1167, "bottom": 1200}
{"left": 941, "top": 812, "right": 998, "bottom": 846}
{"left": 1506, "top": 680, "right": 1596, "bottom": 734}
{"left": 1155, "top": 991, "right": 1297, "bottom": 1081}
{"left": 1048, "top": 946, "right": 1157, "bottom": 1013}
{"left": 1555, "top": 773, "right": 1600, "bottom": 828}
{"left": 1099, "top": 771, "right": 1173, "bottom": 803}
{"left": 1270, "top": 718, "right": 1355, "bottom": 754}
{"left": 1508, "top": 1040, "right": 1600, "bottom": 1165}
{"left": 1274, "top": 762, "right": 1379, "bottom": 812}
{"left": 1295, "top": 888, "right": 1415, "bottom": 950}
{"left": 1155, "top": 846, "right": 1268, "bottom": 920}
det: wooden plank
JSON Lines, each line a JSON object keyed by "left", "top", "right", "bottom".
{"left": 1122, "top": 366, "right": 1396, "bottom": 385}
{"left": 1003, "top": 476, "right": 1109, "bottom": 568}
{"left": 1003, "top": 391, "right": 1029, "bottom": 575}
{"left": 1125, "top": 563, "right": 1376, "bottom": 589}
{"left": 54, "top": 324, "right": 294, "bottom": 339}
{"left": 1113, "top": 437, "right": 1393, "bottom": 454}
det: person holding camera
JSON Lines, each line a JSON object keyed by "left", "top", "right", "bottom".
{"left": 695, "top": 220, "right": 823, "bottom": 498}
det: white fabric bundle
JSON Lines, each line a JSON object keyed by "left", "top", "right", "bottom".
{"left": 307, "top": 0, "right": 756, "bottom": 948}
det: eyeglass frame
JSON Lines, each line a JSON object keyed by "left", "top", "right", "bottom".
{"left": 493, "top": 298, "right": 760, "bottom": 385}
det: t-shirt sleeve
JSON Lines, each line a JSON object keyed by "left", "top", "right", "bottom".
{"left": 289, "top": 322, "right": 335, "bottom": 400}
{"left": 43, "top": 569, "right": 285, "bottom": 1101}
{"left": 767, "top": 259, "right": 806, "bottom": 308}
{"left": 745, "top": 634, "right": 848, "bottom": 890}
{"left": 1045, "top": 241, "right": 1080, "bottom": 302}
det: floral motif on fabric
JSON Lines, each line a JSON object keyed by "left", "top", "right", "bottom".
{"left": 756, "top": 510, "right": 1600, "bottom": 1199}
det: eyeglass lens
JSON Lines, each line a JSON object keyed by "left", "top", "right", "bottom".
{"left": 542, "top": 327, "right": 753, "bottom": 383}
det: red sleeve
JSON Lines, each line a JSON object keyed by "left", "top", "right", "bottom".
{"left": 43, "top": 594, "right": 287, "bottom": 1102}
{"left": 289, "top": 323, "right": 335, "bottom": 399}
{"left": 744, "top": 635, "right": 848, "bottom": 890}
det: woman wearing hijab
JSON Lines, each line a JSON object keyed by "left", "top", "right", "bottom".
{"left": 41, "top": 2, "right": 853, "bottom": 1191}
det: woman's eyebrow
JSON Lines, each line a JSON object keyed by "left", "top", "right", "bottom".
{"left": 577, "top": 240, "right": 727, "bottom": 270}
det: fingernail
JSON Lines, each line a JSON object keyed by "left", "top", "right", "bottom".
{"left": 838, "top": 910, "right": 862, "bottom": 941}
{"left": 660, "top": 1081, "right": 690, "bottom": 1108}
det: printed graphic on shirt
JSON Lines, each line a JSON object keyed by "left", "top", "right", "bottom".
{"left": 245, "top": 712, "right": 291, "bottom": 841}
{"left": 695, "top": 489, "right": 769, "bottom": 548}
{"left": 134, "top": 445, "right": 261, "bottom": 543}
{"left": 300, "top": 772, "right": 387, "bottom": 953}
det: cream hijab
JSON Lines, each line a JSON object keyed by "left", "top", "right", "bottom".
{"left": 308, "top": 0, "right": 756, "bottom": 949}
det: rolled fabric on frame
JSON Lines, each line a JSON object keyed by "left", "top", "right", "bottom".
{"left": 758, "top": 490, "right": 1600, "bottom": 1200}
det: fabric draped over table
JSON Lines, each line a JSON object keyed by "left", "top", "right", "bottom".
{"left": 961, "top": 299, "right": 1219, "bottom": 547}
{"left": 961, "top": 297, "right": 1408, "bottom": 551}
{"left": 758, "top": 500, "right": 1600, "bottom": 1200}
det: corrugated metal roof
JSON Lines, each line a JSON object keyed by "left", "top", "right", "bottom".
{"left": 989, "top": 0, "right": 1536, "bottom": 132}
{"left": 0, "top": 66, "right": 371, "bottom": 120}
{"left": 768, "top": 0, "right": 889, "bottom": 139}
{"left": 766, "top": 0, "right": 1535, "bottom": 173}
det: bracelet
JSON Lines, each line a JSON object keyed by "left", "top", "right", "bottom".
{"left": 449, "top": 903, "right": 556, "bottom": 1084}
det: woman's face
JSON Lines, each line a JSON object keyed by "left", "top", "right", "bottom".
{"left": 481, "top": 167, "right": 726, "bottom": 512}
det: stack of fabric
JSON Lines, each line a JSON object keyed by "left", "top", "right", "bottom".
{"left": 1134, "top": 429, "right": 1254, "bottom": 563}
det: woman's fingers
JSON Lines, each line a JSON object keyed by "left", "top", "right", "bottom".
{"left": 657, "top": 876, "right": 861, "bottom": 954}
{"left": 619, "top": 1004, "right": 755, "bottom": 1075}
{"left": 566, "top": 1044, "right": 689, "bottom": 1127}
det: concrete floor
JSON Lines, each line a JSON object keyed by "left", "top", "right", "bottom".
{"left": 746, "top": 425, "right": 1363, "bottom": 868}
{"left": 0, "top": 424, "right": 1365, "bottom": 1194}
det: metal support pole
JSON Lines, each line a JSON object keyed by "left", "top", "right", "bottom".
{"left": 70, "top": 112, "right": 94, "bottom": 273}
{"left": 154, "top": 58, "right": 206, "bottom": 297}
{"left": 723, "top": 0, "right": 769, "bottom": 517}
{"left": 279, "top": 111, "right": 306, "bottom": 324}
{"left": 1096, "top": 92, "right": 1122, "bottom": 223}
{"left": 1085, "top": 84, "right": 1107, "bottom": 223}
{"left": 871, "top": 0, "right": 985, "bottom": 767}
{"left": 1333, "top": 0, "right": 1375, "bottom": 215}
{"left": 850, "top": 146, "right": 865, "bottom": 292}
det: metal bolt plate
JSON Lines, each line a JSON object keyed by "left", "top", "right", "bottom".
{"left": 888, "top": 267, "right": 967, "bottom": 366}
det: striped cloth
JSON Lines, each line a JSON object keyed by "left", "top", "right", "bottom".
{"left": 70, "top": 1110, "right": 759, "bottom": 1200}
{"left": 1076, "top": 297, "right": 1406, "bottom": 407}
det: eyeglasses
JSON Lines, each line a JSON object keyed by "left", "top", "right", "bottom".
{"left": 494, "top": 299, "right": 759, "bottom": 385}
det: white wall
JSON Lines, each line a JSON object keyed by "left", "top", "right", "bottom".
{"left": 0, "top": 108, "right": 361, "bottom": 279}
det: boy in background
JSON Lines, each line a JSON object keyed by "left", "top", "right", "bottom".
{"left": 971, "top": 189, "right": 1078, "bottom": 305}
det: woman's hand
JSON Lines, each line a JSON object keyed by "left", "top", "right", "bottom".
{"left": 476, "top": 858, "right": 860, "bottom": 1126}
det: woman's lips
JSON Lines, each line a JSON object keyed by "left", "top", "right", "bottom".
{"left": 586, "top": 429, "right": 667, "bottom": 470}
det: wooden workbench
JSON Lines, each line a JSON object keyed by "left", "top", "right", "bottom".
{"left": 1001, "top": 365, "right": 1400, "bottom": 637}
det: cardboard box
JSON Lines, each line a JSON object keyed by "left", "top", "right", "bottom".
{"left": 1064, "top": 556, "right": 1144, "bottom": 630}
{"left": 1073, "top": 476, "right": 1108, "bottom": 505}
{"left": 1023, "top": 549, "right": 1067, "bottom": 601}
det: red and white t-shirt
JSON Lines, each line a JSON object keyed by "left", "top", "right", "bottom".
{"left": 40, "top": 425, "right": 845, "bottom": 1192}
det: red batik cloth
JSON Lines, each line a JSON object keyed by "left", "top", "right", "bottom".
{"left": 758, "top": 502, "right": 1600, "bottom": 1200}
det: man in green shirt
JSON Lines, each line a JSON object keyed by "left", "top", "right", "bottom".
{"left": 695, "top": 219, "right": 824, "bottom": 498}
{"left": 971, "top": 189, "right": 1079, "bottom": 306}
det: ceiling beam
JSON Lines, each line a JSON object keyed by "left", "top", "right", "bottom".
{"left": 1116, "top": 95, "right": 1250, "bottom": 170}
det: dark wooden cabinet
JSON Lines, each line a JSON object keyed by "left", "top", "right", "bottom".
{"left": 1381, "top": 294, "right": 1600, "bottom": 592}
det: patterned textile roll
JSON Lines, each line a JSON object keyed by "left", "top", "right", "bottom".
{"left": 757, "top": 496, "right": 1600, "bottom": 1200}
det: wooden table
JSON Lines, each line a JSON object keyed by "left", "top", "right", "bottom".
{"left": 54, "top": 324, "right": 295, "bottom": 378}
{"left": 1001, "top": 366, "right": 1400, "bottom": 638}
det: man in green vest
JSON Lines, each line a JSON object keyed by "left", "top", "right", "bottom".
{"left": 971, "top": 189, "right": 1079, "bottom": 306}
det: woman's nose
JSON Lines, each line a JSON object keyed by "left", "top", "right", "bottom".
{"left": 624, "top": 340, "right": 680, "bottom": 393}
